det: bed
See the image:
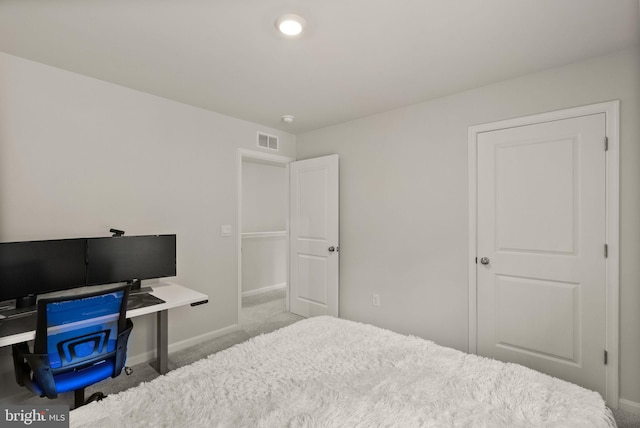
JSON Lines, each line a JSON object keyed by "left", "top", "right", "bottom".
{"left": 70, "top": 316, "right": 615, "bottom": 427}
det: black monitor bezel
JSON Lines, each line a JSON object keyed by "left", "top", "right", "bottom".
{"left": 85, "top": 234, "right": 177, "bottom": 287}
{"left": 0, "top": 238, "right": 88, "bottom": 303}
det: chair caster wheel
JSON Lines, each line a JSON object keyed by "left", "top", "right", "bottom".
{"left": 85, "top": 391, "right": 105, "bottom": 404}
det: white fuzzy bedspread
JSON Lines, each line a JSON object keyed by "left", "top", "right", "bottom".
{"left": 71, "top": 316, "right": 615, "bottom": 427}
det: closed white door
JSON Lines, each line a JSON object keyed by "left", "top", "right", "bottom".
{"left": 476, "top": 113, "right": 607, "bottom": 396}
{"left": 289, "top": 155, "right": 339, "bottom": 317}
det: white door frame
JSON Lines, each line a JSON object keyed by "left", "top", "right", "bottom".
{"left": 467, "top": 101, "right": 620, "bottom": 406}
{"left": 237, "top": 148, "right": 295, "bottom": 326}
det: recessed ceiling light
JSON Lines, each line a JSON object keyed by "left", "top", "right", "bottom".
{"left": 281, "top": 115, "right": 295, "bottom": 123}
{"left": 275, "top": 14, "right": 306, "bottom": 36}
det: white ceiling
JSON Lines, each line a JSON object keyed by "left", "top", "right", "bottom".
{"left": 0, "top": 1, "right": 638, "bottom": 134}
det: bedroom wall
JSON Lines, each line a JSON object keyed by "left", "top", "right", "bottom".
{"left": 296, "top": 47, "right": 640, "bottom": 406}
{"left": 241, "top": 236, "right": 287, "bottom": 294}
{"left": 0, "top": 52, "right": 295, "bottom": 400}
{"left": 241, "top": 160, "right": 287, "bottom": 233}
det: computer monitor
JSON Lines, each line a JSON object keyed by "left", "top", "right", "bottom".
{"left": 0, "top": 239, "right": 87, "bottom": 307}
{"left": 86, "top": 235, "right": 176, "bottom": 288}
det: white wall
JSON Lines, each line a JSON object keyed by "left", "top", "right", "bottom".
{"left": 0, "top": 52, "right": 295, "bottom": 399}
{"left": 241, "top": 160, "right": 287, "bottom": 294}
{"left": 296, "top": 47, "right": 640, "bottom": 404}
{"left": 241, "top": 160, "right": 287, "bottom": 233}
{"left": 241, "top": 235, "right": 287, "bottom": 294}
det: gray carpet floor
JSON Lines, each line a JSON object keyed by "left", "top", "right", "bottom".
{"left": 10, "top": 289, "right": 640, "bottom": 427}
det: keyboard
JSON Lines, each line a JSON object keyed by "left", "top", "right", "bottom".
{"left": 0, "top": 313, "right": 37, "bottom": 337}
{"left": 126, "top": 292, "right": 165, "bottom": 310}
{"left": 0, "top": 305, "right": 36, "bottom": 319}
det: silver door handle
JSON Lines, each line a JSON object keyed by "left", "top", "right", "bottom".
{"left": 480, "top": 257, "right": 490, "bottom": 265}
{"left": 328, "top": 246, "right": 335, "bottom": 253}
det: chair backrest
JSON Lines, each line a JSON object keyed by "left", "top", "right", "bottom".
{"left": 33, "top": 284, "right": 130, "bottom": 371}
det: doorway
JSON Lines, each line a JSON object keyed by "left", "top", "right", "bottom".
{"left": 237, "top": 149, "right": 296, "bottom": 335}
{"left": 468, "top": 101, "right": 619, "bottom": 405}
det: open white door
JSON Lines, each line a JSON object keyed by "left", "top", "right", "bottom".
{"left": 289, "top": 155, "right": 339, "bottom": 317}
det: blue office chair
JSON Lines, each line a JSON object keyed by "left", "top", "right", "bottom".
{"left": 12, "top": 284, "right": 133, "bottom": 409}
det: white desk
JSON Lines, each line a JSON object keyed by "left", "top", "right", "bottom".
{"left": 0, "top": 282, "right": 209, "bottom": 375}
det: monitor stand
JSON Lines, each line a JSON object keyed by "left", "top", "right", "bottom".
{"left": 128, "top": 279, "right": 153, "bottom": 295}
{"left": 15, "top": 294, "right": 36, "bottom": 309}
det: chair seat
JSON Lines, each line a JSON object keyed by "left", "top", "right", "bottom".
{"left": 32, "top": 360, "right": 116, "bottom": 396}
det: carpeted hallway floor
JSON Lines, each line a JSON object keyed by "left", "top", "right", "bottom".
{"left": 240, "top": 288, "right": 302, "bottom": 338}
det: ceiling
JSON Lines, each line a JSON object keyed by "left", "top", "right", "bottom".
{"left": 0, "top": 1, "right": 638, "bottom": 134}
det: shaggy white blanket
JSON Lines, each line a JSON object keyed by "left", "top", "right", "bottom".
{"left": 71, "top": 317, "right": 615, "bottom": 427}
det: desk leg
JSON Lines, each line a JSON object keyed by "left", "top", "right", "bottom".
{"left": 149, "top": 309, "right": 169, "bottom": 375}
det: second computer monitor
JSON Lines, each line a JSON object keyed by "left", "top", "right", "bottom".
{"left": 86, "top": 235, "right": 176, "bottom": 286}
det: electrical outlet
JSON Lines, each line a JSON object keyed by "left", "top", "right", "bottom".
{"left": 372, "top": 293, "right": 380, "bottom": 307}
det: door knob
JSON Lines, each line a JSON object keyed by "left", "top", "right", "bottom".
{"left": 328, "top": 246, "right": 336, "bottom": 253}
{"left": 480, "top": 257, "right": 490, "bottom": 265}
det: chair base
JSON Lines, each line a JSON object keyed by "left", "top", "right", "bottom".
{"left": 73, "top": 388, "right": 105, "bottom": 409}
{"left": 85, "top": 391, "right": 106, "bottom": 405}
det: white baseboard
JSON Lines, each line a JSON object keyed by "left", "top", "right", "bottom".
{"left": 619, "top": 398, "right": 640, "bottom": 415}
{"left": 242, "top": 283, "right": 286, "bottom": 298}
{"left": 126, "top": 323, "right": 241, "bottom": 367}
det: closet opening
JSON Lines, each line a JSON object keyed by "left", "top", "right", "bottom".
{"left": 236, "top": 149, "right": 298, "bottom": 336}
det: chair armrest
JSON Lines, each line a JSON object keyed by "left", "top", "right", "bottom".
{"left": 113, "top": 318, "right": 133, "bottom": 378}
{"left": 12, "top": 343, "right": 56, "bottom": 398}
{"left": 12, "top": 343, "right": 31, "bottom": 386}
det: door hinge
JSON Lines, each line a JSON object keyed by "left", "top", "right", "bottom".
{"left": 604, "top": 350, "right": 608, "bottom": 365}
{"left": 604, "top": 136, "right": 609, "bottom": 151}
{"left": 604, "top": 244, "right": 608, "bottom": 258}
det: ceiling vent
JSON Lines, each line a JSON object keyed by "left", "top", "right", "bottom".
{"left": 257, "top": 132, "right": 279, "bottom": 151}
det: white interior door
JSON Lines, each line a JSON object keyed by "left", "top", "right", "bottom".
{"left": 476, "top": 113, "right": 607, "bottom": 396}
{"left": 289, "top": 155, "right": 339, "bottom": 317}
